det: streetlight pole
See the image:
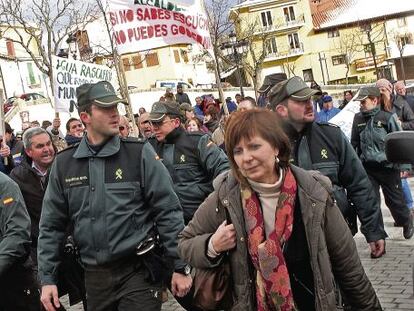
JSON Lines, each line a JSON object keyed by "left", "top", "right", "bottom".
{"left": 221, "top": 31, "right": 248, "bottom": 98}
{"left": 233, "top": 44, "right": 244, "bottom": 98}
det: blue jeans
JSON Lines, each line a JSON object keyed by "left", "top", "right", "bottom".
{"left": 402, "top": 178, "right": 413, "bottom": 209}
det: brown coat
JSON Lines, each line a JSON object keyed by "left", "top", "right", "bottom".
{"left": 178, "top": 165, "right": 381, "bottom": 311}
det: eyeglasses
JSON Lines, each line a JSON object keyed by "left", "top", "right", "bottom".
{"left": 150, "top": 119, "right": 174, "bottom": 128}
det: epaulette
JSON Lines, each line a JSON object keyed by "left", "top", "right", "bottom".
{"left": 120, "top": 136, "right": 146, "bottom": 144}
{"left": 57, "top": 142, "right": 79, "bottom": 154}
{"left": 316, "top": 122, "right": 340, "bottom": 128}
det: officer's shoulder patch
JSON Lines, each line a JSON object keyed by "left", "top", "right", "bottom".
{"left": 121, "top": 136, "right": 146, "bottom": 144}
{"left": 57, "top": 142, "right": 79, "bottom": 155}
{"left": 2, "top": 197, "right": 14, "bottom": 205}
{"left": 316, "top": 122, "right": 339, "bottom": 128}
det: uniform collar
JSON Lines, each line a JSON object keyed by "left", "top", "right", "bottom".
{"left": 73, "top": 135, "right": 120, "bottom": 158}
{"left": 164, "top": 126, "right": 185, "bottom": 144}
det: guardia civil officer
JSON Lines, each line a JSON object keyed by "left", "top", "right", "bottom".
{"left": 38, "top": 81, "right": 189, "bottom": 311}
{"left": 0, "top": 172, "right": 40, "bottom": 310}
{"left": 148, "top": 101, "right": 229, "bottom": 224}
{"left": 148, "top": 101, "right": 229, "bottom": 310}
{"left": 351, "top": 86, "right": 414, "bottom": 240}
{"left": 270, "top": 77, "right": 387, "bottom": 259}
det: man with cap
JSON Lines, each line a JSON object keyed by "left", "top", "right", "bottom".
{"left": 148, "top": 101, "right": 229, "bottom": 223}
{"left": 351, "top": 86, "right": 414, "bottom": 240}
{"left": 316, "top": 95, "right": 341, "bottom": 122}
{"left": 38, "top": 81, "right": 189, "bottom": 311}
{"left": 148, "top": 100, "right": 229, "bottom": 309}
{"left": 270, "top": 76, "right": 387, "bottom": 259}
{"left": 257, "top": 72, "right": 287, "bottom": 107}
{"left": 377, "top": 79, "right": 414, "bottom": 216}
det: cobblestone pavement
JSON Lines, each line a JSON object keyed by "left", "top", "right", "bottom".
{"left": 62, "top": 179, "right": 414, "bottom": 311}
{"left": 353, "top": 177, "right": 414, "bottom": 311}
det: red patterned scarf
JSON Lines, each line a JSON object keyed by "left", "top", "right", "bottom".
{"left": 241, "top": 168, "right": 297, "bottom": 311}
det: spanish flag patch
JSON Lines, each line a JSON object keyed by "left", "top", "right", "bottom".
{"left": 3, "top": 197, "right": 13, "bottom": 205}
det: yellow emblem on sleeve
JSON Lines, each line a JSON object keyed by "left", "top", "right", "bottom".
{"left": 3, "top": 197, "right": 14, "bottom": 205}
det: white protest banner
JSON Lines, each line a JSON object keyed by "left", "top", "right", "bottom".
{"left": 330, "top": 99, "right": 361, "bottom": 141}
{"left": 52, "top": 56, "right": 115, "bottom": 113}
{"left": 107, "top": 0, "right": 212, "bottom": 54}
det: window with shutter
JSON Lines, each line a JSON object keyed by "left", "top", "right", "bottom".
{"left": 122, "top": 58, "right": 131, "bottom": 71}
{"left": 174, "top": 50, "right": 180, "bottom": 63}
{"left": 132, "top": 55, "right": 143, "bottom": 69}
{"left": 6, "top": 41, "right": 15, "bottom": 57}
{"left": 146, "top": 53, "right": 159, "bottom": 67}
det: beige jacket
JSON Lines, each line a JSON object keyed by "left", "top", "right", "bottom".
{"left": 178, "top": 165, "right": 381, "bottom": 311}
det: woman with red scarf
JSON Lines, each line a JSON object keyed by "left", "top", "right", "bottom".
{"left": 178, "top": 109, "right": 381, "bottom": 311}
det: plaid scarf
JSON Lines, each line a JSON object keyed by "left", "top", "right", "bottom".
{"left": 241, "top": 168, "right": 297, "bottom": 311}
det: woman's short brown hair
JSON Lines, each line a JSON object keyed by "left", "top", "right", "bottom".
{"left": 224, "top": 109, "right": 291, "bottom": 184}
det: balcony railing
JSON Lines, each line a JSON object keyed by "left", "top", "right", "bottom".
{"left": 354, "top": 54, "right": 387, "bottom": 71}
{"left": 265, "top": 43, "right": 304, "bottom": 61}
{"left": 257, "top": 14, "right": 305, "bottom": 35}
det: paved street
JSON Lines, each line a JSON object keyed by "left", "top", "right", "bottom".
{"left": 62, "top": 179, "right": 414, "bottom": 311}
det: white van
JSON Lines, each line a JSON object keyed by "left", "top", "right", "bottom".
{"left": 155, "top": 80, "right": 193, "bottom": 89}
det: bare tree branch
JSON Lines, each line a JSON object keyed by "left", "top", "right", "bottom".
{"left": 0, "top": 0, "right": 98, "bottom": 95}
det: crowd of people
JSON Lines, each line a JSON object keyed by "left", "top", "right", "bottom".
{"left": 1, "top": 73, "right": 414, "bottom": 311}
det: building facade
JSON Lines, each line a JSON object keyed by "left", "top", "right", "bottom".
{"left": 0, "top": 25, "right": 48, "bottom": 103}
{"left": 231, "top": 0, "right": 414, "bottom": 86}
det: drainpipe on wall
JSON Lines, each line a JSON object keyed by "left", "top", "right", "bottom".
{"left": 16, "top": 59, "right": 26, "bottom": 94}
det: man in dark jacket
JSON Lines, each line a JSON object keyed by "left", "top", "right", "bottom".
{"left": 38, "top": 81, "right": 189, "bottom": 311}
{"left": 0, "top": 172, "right": 40, "bottom": 310}
{"left": 64, "top": 118, "right": 84, "bottom": 146}
{"left": 149, "top": 101, "right": 229, "bottom": 224}
{"left": 175, "top": 85, "right": 191, "bottom": 105}
{"left": 5, "top": 121, "right": 24, "bottom": 165}
{"left": 395, "top": 80, "right": 414, "bottom": 112}
{"left": 10, "top": 127, "right": 87, "bottom": 308}
{"left": 351, "top": 86, "right": 413, "bottom": 240}
{"left": 271, "top": 77, "right": 387, "bottom": 259}
{"left": 148, "top": 101, "right": 229, "bottom": 311}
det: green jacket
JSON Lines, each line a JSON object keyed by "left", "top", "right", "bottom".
{"left": 38, "top": 135, "right": 185, "bottom": 285}
{"left": 0, "top": 172, "right": 31, "bottom": 278}
{"left": 178, "top": 166, "right": 381, "bottom": 310}
{"left": 351, "top": 107, "right": 405, "bottom": 169}
{"left": 150, "top": 127, "right": 229, "bottom": 223}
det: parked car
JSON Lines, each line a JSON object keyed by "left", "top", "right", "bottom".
{"left": 20, "top": 92, "right": 46, "bottom": 101}
{"left": 155, "top": 80, "right": 193, "bottom": 89}
{"left": 3, "top": 96, "right": 17, "bottom": 114}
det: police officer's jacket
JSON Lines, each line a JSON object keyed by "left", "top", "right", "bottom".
{"left": 38, "top": 135, "right": 185, "bottom": 286}
{"left": 150, "top": 127, "right": 229, "bottom": 223}
{"left": 283, "top": 121, "right": 386, "bottom": 243}
{"left": 351, "top": 107, "right": 405, "bottom": 170}
{"left": 0, "top": 172, "right": 31, "bottom": 278}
